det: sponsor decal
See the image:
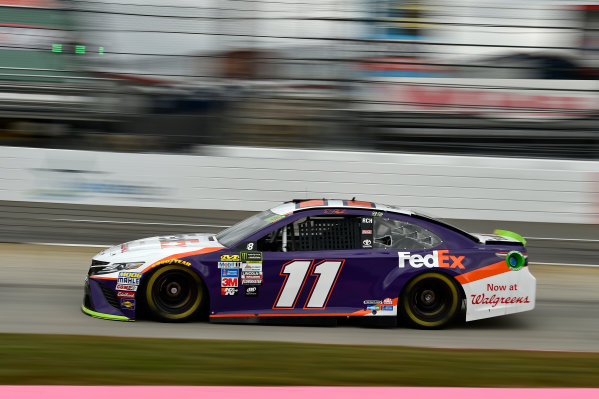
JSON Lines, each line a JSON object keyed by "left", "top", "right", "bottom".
{"left": 220, "top": 254, "right": 240, "bottom": 262}
{"left": 115, "top": 284, "right": 137, "bottom": 292}
{"left": 120, "top": 243, "right": 129, "bottom": 253}
{"left": 361, "top": 217, "right": 373, "bottom": 224}
{"left": 153, "top": 259, "right": 191, "bottom": 267}
{"left": 218, "top": 261, "right": 240, "bottom": 269}
{"left": 471, "top": 294, "right": 531, "bottom": 308}
{"left": 362, "top": 239, "right": 373, "bottom": 248}
{"left": 221, "top": 277, "right": 239, "bottom": 287}
{"left": 362, "top": 230, "right": 373, "bottom": 235}
{"left": 221, "top": 287, "right": 238, "bottom": 296}
{"left": 117, "top": 291, "right": 136, "bottom": 299}
{"left": 120, "top": 298, "right": 136, "bottom": 310}
{"left": 117, "top": 276, "right": 140, "bottom": 285}
{"left": 383, "top": 298, "right": 393, "bottom": 305}
{"left": 242, "top": 279, "right": 263, "bottom": 285}
{"left": 364, "top": 300, "right": 382, "bottom": 305}
{"left": 324, "top": 209, "right": 346, "bottom": 214}
{"left": 367, "top": 305, "right": 380, "bottom": 311}
{"left": 372, "top": 211, "right": 383, "bottom": 217}
{"left": 118, "top": 272, "right": 142, "bottom": 278}
{"left": 398, "top": 250, "right": 465, "bottom": 269}
{"left": 221, "top": 269, "right": 239, "bottom": 278}
{"left": 242, "top": 271, "right": 262, "bottom": 277}
{"left": 240, "top": 251, "right": 263, "bottom": 262}
{"left": 382, "top": 305, "right": 394, "bottom": 311}
{"left": 245, "top": 286, "right": 259, "bottom": 296}
{"left": 242, "top": 264, "right": 262, "bottom": 272}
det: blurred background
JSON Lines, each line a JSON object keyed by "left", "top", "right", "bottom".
{"left": 1, "top": 0, "right": 598, "bottom": 158}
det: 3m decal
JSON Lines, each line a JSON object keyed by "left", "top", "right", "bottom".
{"left": 221, "top": 277, "right": 239, "bottom": 287}
{"left": 220, "top": 254, "right": 240, "bottom": 262}
{"left": 245, "top": 286, "right": 259, "bottom": 296}
{"left": 218, "top": 261, "right": 240, "bottom": 269}
{"left": 117, "top": 291, "right": 136, "bottom": 299}
{"left": 274, "top": 259, "right": 344, "bottom": 309}
{"left": 221, "top": 287, "right": 238, "bottom": 296}
{"left": 120, "top": 299, "right": 136, "bottom": 310}
{"left": 398, "top": 250, "right": 465, "bottom": 269}
{"left": 115, "top": 284, "right": 137, "bottom": 292}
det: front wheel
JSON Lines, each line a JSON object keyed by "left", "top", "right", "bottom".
{"left": 145, "top": 265, "right": 206, "bottom": 322}
{"left": 400, "top": 272, "right": 460, "bottom": 329}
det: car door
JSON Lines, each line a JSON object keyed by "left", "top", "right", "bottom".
{"left": 212, "top": 209, "right": 402, "bottom": 317}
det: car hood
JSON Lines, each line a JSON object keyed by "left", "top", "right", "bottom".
{"left": 94, "top": 233, "right": 224, "bottom": 261}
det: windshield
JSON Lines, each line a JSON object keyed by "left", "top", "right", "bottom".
{"left": 216, "top": 210, "right": 284, "bottom": 247}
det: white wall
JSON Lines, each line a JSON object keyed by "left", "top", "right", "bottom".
{"left": 1, "top": 145, "right": 597, "bottom": 224}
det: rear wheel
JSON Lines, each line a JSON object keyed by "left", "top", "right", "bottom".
{"left": 401, "top": 272, "right": 460, "bottom": 329}
{"left": 145, "top": 265, "right": 205, "bottom": 322}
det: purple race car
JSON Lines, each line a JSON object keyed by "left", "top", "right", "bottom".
{"left": 83, "top": 199, "right": 535, "bottom": 328}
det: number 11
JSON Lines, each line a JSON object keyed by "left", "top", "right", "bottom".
{"left": 274, "top": 259, "right": 344, "bottom": 309}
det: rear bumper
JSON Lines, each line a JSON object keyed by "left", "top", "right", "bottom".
{"left": 463, "top": 266, "right": 536, "bottom": 322}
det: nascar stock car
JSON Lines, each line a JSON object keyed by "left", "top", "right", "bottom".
{"left": 83, "top": 199, "right": 536, "bottom": 328}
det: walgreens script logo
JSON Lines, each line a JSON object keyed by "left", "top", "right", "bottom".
{"left": 398, "top": 250, "right": 465, "bottom": 269}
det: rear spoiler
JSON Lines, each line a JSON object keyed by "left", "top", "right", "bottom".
{"left": 492, "top": 230, "right": 527, "bottom": 246}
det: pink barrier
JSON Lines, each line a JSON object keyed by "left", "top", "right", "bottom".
{"left": 1, "top": 386, "right": 598, "bottom": 399}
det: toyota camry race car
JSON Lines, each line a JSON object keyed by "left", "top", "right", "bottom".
{"left": 83, "top": 199, "right": 536, "bottom": 328}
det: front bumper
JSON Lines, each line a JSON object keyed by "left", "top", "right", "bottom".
{"left": 83, "top": 277, "right": 134, "bottom": 321}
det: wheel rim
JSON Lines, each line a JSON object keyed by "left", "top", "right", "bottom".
{"left": 407, "top": 277, "right": 455, "bottom": 322}
{"left": 151, "top": 270, "right": 201, "bottom": 315}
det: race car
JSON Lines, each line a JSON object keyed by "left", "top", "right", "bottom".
{"left": 83, "top": 199, "right": 536, "bottom": 328}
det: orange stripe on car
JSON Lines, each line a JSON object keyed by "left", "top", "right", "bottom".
{"left": 299, "top": 200, "right": 325, "bottom": 208}
{"left": 455, "top": 261, "right": 513, "bottom": 285}
{"left": 141, "top": 247, "right": 223, "bottom": 273}
{"left": 346, "top": 200, "right": 374, "bottom": 208}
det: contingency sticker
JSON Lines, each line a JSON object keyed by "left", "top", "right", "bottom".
{"left": 221, "top": 287, "right": 238, "bottom": 296}
{"left": 120, "top": 298, "right": 136, "bottom": 310}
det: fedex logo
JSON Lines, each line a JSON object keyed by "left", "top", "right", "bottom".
{"left": 398, "top": 251, "right": 465, "bottom": 269}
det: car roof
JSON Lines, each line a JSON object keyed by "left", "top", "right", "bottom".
{"left": 270, "top": 199, "right": 413, "bottom": 216}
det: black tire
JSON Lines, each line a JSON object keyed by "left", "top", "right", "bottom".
{"left": 145, "top": 265, "right": 206, "bottom": 322}
{"left": 400, "top": 272, "right": 460, "bottom": 329}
